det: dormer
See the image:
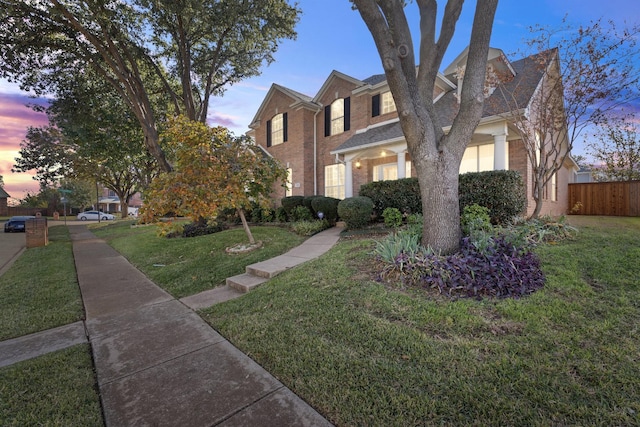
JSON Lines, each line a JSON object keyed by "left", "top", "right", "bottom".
{"left": 443, "top": 47, "right": 516, "bottom": 101}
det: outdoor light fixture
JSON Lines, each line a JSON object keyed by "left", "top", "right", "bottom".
{"left": 355, "top": 161, "right": 361, "bottom": 169}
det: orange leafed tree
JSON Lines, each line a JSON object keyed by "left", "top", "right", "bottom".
{"left": 142, "top": 116, "right": 287, "bottom": 243}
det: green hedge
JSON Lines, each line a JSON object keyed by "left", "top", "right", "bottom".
{"left": 459, "top": 170, "right": 526, "bottom": 224}
{"left": 359, "top": 178, "right": 421, "bottom": 218}
{"left": 311, "top": 196, "right": 340, "bottom": 224}
{"left": 358, "top": 171, "right": 526, "bottom": 225}
{"left": 337, "top": 196, "right": 373, "bottom": 229}
{"left": 281, "top": 196, "right": 305, "bottom": 220}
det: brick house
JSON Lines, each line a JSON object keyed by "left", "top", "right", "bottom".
{"left": 247, "top": 47, "right": 578, "bottom": 217}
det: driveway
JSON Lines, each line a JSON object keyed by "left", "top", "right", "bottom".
{"left": 0, "top": 222, "right": 27, "bottom": 276}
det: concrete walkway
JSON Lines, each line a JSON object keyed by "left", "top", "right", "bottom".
{"left": 1, "top": 224, "right": 339, "bottom": 426}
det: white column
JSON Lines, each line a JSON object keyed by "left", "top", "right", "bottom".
{"left": 397, "top": 151, "right": 406, "bottom": 179}
{"left": 345, "top": 161, "right": 353, "bottom": 198}
{"left": 493, "top": 133, "right": 509, "bottom": 170}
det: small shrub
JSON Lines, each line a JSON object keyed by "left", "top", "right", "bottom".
{"left": 383, "top": 207, "right": 403, "bottom": 228}
{"left": 290, "top": 205, "right": 313, "bottom": 222}
{"left": 461, "top": 204, "right": 491, "bottom": 235}
{"left": 275, "top": 206, "right": 287, "bottom": 223}
{"left": 506, "top": 215, "right": 577, "bottom": 245}
{"left": 311, "top": 196, "right": 340, "bottom": 224}
{"left": 291, "top": 219, "right": 331, "bottom": 236}
{"left": 303, "top": 196, "right": 323, "bottom": 216}
{"left": 337, "top": 196, "right": 374, "bottom": 229}
{"left": 281, "top": 196, "right": 305, "bottom": 219}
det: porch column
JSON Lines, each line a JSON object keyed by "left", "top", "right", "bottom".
{"left": 493, "top": 133, "right": 509, "bottom": 170}
{"left": 345, "top": 161, "right": 354, "bottom": 198}
{"left": 397, "top": 151, "right": 406, "bottom": 179}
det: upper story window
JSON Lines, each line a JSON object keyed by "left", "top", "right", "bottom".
{"left": 372, "top": 91, "right": 397, "bottom": 117}
{"left": 266, "top": 112, "right": 287, "bottom": 147}
{"left": 324, "top": 97, "right": 350, "bottom": 136}
{"left": 331, "top": 99, "right": 344, "bottom": 135}
{"left": 381, "top": 91, "right": 396, "bottom": 114}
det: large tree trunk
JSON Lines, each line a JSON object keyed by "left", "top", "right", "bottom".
{"left": 413, "top": 144, "right": 462, "bottom": 255}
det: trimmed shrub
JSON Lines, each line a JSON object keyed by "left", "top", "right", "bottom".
{"left": 303, "top": 196, "right": 323, "bottom": 215}
{"left": 281, "top": 196, "right": 305, "bottom": 220}
{"left": 382, "top": 207, "right": 403, "bottom": 228}
{"left": 311, "top": 196, "right": 340, "bottom": 224}
{"left": 337, "top": 196, "right": 374, "bottom": 229}
{"left": 459, "top": 170, "right": 526, "bottom": 225}
{"left": 290, "top": 205, "right": 313, "bottom": 222}
{"left": 359, "top": 178, "right": 422, "bottom": 218}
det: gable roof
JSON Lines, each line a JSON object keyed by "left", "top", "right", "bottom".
{"left": 248, "top": 83, "right": 318, "bottom": 129}
{"left": 313, "top": 70, "right": 367, "bottom": 103}
{"left": 333, "top": 50, "right": 551, "bottom": 154}
{"left": 0, "top": 186, "right": 9, "bottom": 198}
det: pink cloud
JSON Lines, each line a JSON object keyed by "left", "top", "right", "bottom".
{"left": 0, "top": 93, "right": 49, "bottom": 200}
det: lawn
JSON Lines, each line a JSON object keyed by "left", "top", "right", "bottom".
{"left": 90, "top": 221, "right": 306, "bottom": 298}
{"left": 0, "top": 344, "right": 103, "bottom": 427}
{"left": 200, "top": 216, "right": 640, "bottom": 426}
{"left": 0, "top": 225, "right": 83, "bottom": 341}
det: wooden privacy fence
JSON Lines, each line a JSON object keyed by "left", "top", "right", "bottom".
{"left": 568, "top": 181, "right": 640, "bottom": 216}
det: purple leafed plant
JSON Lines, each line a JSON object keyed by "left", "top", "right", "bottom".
{"left": 382, "top": 236, "right": 545, "bottom": 300}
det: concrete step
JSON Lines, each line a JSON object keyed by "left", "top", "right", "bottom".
{"left": 226, "top": 273, "right": 269, "bottom": 293}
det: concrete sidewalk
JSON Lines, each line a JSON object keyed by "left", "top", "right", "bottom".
{"left": 69, "top": 225, "right": 334, "bottom": 426}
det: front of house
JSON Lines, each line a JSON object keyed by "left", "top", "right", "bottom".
{"left": 247, "top": 47, "right": 578, "bottom": 217}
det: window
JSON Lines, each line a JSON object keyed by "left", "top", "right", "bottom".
{"left": 331, "top": 99, "right": 344, "bottom": 135}
{"left": 324, "top": 97, "right": 350, "bottom": 136}
{"left": 266, "top": 112, "right": 287, "bottom": 147}
{"left": 372, "top": 91, "right": 397, "bottom": 116}
{"left": 459, "top": 144, "right": 494, "bottom": 174}
{"left": 551, "top": 172, "right": 557, "bottom": 202}
{"left": 535, "top": 131, "right": 542, "bottom": 167}
{"left": 324, "top": 164, "right": 345, "bottom": 199}
{"left": 285, "top": 168, "right": 293, "bottom": 197}
{"left": 372, "top": 161, "right": 412, "bottom": 182}
{"left": 381, "top": 91, "right": 397, "bottom": 114}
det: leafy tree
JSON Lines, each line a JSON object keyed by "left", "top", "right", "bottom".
{"left": 58, "top": 179, "right": 94, "bottom": 212}
{"left": 0, "top": 0, "right": 300, "bottom": 172}
{"left": 50, "top": 71, "right": 162, "bottom": 218}
{"left": 588, "top": 112, "right": 640, "bottom": 182}
{"left": 142, "top": 116, "right": 287, "bottom": 244}
{"left": 352, "top": 0, "right": 498, "bottom": 254}
{"left": 496, "top": 18, "right": 640, "bottom": 218}
{"left": 12, "top": 127, "right": 73, "bottom": 187}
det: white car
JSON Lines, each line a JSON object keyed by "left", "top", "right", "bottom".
{"left": 77, "top": 211, "right": 115, "bottom": 221}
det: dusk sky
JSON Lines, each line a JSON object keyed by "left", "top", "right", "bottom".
{"left": 0, "top": 0, "right": 637, "bottom": 201}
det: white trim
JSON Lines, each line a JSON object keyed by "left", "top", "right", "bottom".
{"left": 355, "top": 117, "right": 400, "bottom": 134}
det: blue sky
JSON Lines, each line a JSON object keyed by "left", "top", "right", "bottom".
{"left": 0, "top": 0, "right": 637, "bottom": 199}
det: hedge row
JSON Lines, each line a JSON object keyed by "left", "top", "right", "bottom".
{"left": 358, "top": 171, "right": 526, "bottom": 224}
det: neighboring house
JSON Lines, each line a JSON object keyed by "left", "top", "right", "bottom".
{"left": 96, "top": 187, "right": 143, "bottom": 214}
{"left": 248, "top": 47, "right": 577, "bottom": 217}
{"left": 0, "top": 186, "right": 9, "bottom": 216}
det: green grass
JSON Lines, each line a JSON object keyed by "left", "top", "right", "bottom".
{"left": 0, "top": 344, "right": 103, "bottom": 427}
{"left": 91, "top": 221, "right": 305, "bottom": 298}
{"left": 200, "top": 216, "right": 640, "bottom": 426}
{"left": 0, "top": 226, "right": 83, "bottom": 341}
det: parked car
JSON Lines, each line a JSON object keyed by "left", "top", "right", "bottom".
{"left": 77, "top": 211, "right": 115, "bottom": 221}
{"left": 127, "top": 207, "right": 139, "bottom": 217}
{"left": 4, "top": 216, "right": 36, "bottom": 232}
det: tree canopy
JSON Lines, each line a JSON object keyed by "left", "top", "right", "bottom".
{"left": 0, "top": 0, "right": 300, "bottom": 171}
